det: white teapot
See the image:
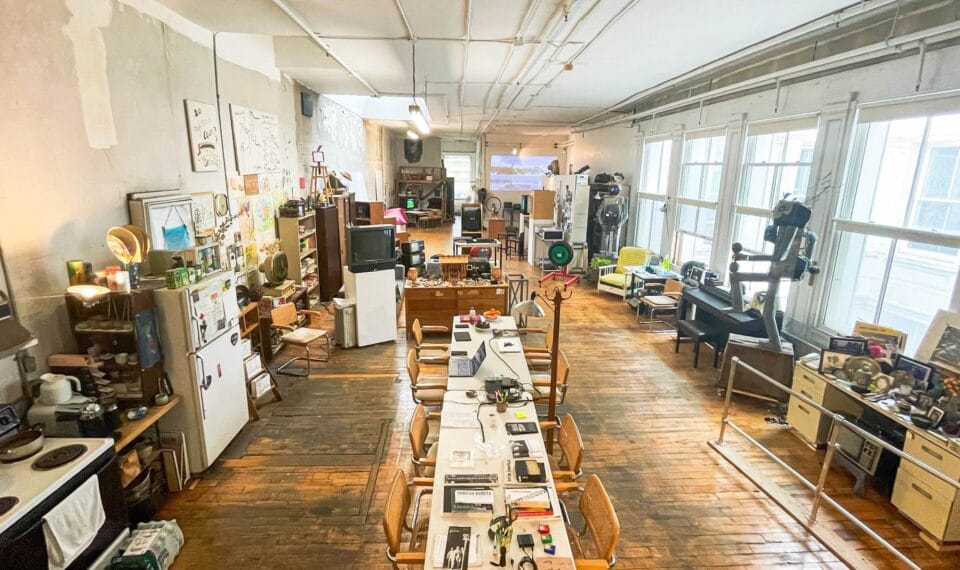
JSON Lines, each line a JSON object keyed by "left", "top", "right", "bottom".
{"left": 38, "top": 373, "right": 81, "bottom": 405}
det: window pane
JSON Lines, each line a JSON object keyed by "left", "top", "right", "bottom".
{"left": 920, "top": 146, "right": 957, "bottom": 199}
{"left": 679, "top": 165, "right": 703, "bottom": 199}
{"left": 676, "top": 232, "right": 713, "bottom": 266}
{"left": 635, "top": 198, "right": 664, "bottom": 253}
{"left": 444, "top": 154, "right": 473, "bottom": 201}
{"left": 784, "top": 130, "right": 817, "bottom": 163}
{"left": 640, "top": 140, "right": 672, "bottom": 195}
{"left": 880, "top": 239, "right": 960, "bottom": 352}
{"left": 684, "top": 138, "right": 709, "bottom": 163}
{"left": 823, "top": 233, "right": 890, "bottom": 335}
{"left": 678, "top": 203, "right": 697, "bottom": 233}
{"left": 779, "top": 164, "right": 812, "bottom": 201}
{"left": 740, "top": 165, "right": 777, "bottom": 208}
{"left": 734, "top": 213, "right": 770, "bottom": 253}
{"left": 703, "top": 165, "right": 723, "bottom": 202}
{"left": 845, "top": 118, "right": 926, "bottom": 225}
{"left": 709, "top": 137, "right": 727, "bottom": 163}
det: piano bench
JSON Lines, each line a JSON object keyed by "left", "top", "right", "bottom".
{"left": 675, "top": 319, "right": 721, "bottom": 369}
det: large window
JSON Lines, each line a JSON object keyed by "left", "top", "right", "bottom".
{"left": 734, "top": 119, "right": 818, "bottom": 301}
{"left": 444, "top": 153, "right": 474, "bottom": 204}
{"left": 823, "top": 102, "right": 960, "bottom": 351}
{"left": 634, "top": 139, "right": 672, "bottom": 253}
{"left": 674, "top": 131, "right": 725, "bottom": 265}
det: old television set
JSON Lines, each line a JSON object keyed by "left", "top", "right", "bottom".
{"left": 346, "top": 224, "right": 396, "bottom": 273}
{"left": 401, "top": 195, "right": 417, "bottom": 210}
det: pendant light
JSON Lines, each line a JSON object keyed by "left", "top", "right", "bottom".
{"left": 408, "top": 42, "right": 430, "bottom": 135}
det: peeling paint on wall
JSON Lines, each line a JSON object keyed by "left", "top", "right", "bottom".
{"left": 63, "top": 0, "right": 117, "bottom": 149}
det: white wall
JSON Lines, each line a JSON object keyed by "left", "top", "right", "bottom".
{"left": 0, "top": 0, "right": 367, "bottom": 402}
{"left": 572, "top": 43, "right": 960, "bottom": 347}
{"left": 295, "top": 89, "right": 370, "bottom": 200}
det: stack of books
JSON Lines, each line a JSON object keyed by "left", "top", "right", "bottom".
{"left": 506, "top": 487, "right": 554, "bottom": 518}
{"left": 442, "top": 486, "right": 495, "bottom": 516}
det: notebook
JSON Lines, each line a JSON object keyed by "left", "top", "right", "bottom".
{"left": 433, "top": 526, "right": 481, "bottom": 568}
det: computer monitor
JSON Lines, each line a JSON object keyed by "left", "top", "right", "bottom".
{"left": 403, "top": 195, "right": 417, "bottom": 210}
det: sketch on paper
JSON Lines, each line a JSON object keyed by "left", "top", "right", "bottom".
{"left": 184, "top": 100, "right": 223, "bottom": 172}
{"left": 230, "top": 104, "right": 281, "bottom": 175}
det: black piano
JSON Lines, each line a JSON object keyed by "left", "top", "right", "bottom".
{"left": 677, "top": 284, "right": 783, "bottom": 349}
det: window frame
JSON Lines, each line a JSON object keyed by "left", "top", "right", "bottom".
{"left": 817, "top": 103, "right": 960, "bottom": 339}
{"left": 673, "top": 129, "right": 727, "bottom": 265}
{"left": 633, "top": 136, "right": 674, "bottom": 252}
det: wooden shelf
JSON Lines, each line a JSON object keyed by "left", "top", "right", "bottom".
{"left": 114, "top": 394, "right": 182, "bottom": 451}
{"left": 300, "top": 248, "right": 317, "bottom": 259}
{"left": 299, "top": 229, "right": 316, "bottom": 240}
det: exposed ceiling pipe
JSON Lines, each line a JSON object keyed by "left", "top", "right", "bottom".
{"left": 481, "top": 0, "right": 541, "bottom": 115}
{"left": 271, "top": 0, "right": 380, "bottom": 96}
{"left": 479, "top": 0, "right": 586, "bottom": 135}
{"left": 574, "top": 20, "right": 960, "bottom": 133}
{"left": 520, "top": 0, "right": 641, "bottom": 111}
{"left": 459, "top": 0, "right": 474, "bottom": 134}
{"left": 393, "top": 0, "right": 416, "bottom": 40}
{"left": 506, "top": 0, "right": 603, "bottom": 110}
{"left": 571, "top": 0, "right": 900, "bottom": 126}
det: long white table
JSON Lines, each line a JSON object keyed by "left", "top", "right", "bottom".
{"left": 423, "top": 316, "right": 575, "bottom": 569}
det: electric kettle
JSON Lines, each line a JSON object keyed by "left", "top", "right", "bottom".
{"left": 38, "top": 374, "right": 81, "bottom": 405}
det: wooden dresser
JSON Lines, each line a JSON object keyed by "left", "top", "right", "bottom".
{"left": 404, "top": 282, "right": 508, "bottom": 332}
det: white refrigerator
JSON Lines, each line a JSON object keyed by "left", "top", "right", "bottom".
{"left": 154, "top": 272, "right": 248, "bottom": 473}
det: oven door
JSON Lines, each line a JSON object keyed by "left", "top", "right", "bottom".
{"left": 0, "top": 448, "right": 129, "bottom": 569}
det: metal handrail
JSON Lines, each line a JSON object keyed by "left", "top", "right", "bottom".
{"left": 715, "top": 356, "right": 960, "bottom": 570}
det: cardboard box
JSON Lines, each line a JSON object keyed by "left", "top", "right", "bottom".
{"left": 248, "top": 372, "right": 271, "bottom": 398}
{"left": 243, "top": 354, "right": 263, "bottom": 380}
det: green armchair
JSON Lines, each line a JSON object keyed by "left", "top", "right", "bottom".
{"left": 597, "top": 247, "right": 651, "bottom": 298}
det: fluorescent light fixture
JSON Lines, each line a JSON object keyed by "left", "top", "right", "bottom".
{"left": 511, "top": 146, "right": 518, "bottom": 155}
{"left": 408, "top": 104, "right": 430, "bottom": 135}
{"left": 406, "top": 129, "right": 419, "bottom": 140}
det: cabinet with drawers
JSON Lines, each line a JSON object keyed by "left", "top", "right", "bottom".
{"left": 786, "top": 364, "right": 861, "bottom": 446}
{"left": 404, "top": 283, "right": 507, "bottom": 332}
{"left": 892, "top": 430, "right": 960, "bottom": 543}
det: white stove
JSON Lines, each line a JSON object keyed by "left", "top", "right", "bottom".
{"left": 0, "top": 436, "right": 113, "bottom": 534}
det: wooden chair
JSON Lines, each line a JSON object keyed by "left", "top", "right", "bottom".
{"left": 409, "top": 404, "right": 440, "bottom": 477}
{"left": 539, "top": 413, "right": 584, "bottom": 482}
{"left": 382, "top": 471, "right": 431, "bottom": 569}
{"left": 410, "top": 319, "right": 450, "bottom": 363}
{"left": 637, "top": 278, "right": 682, "bottom": 331}
{"left": 531, "top": 350, "right": 570, "bottom": 406}
{"left": 270, "top": 303, "right": 330, "bottom": 376}
{"left": 405, "top": 349, "right": 447, "bottom": 406}
{"left": 562, "top": 474, "right": 621, "bottom": 568}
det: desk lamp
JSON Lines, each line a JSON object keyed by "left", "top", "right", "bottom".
{"left": 66, "top": 285, "right": 111, "bottom": 307}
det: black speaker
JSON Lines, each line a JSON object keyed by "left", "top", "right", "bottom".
{"left": 404, "top": 139, "right": 423, "bottom": 163}
{"left": 462, "top": 206, "right": 482, "bottom": 232}
{"left": 300, "top": 91, "right": 315, "bottom": 117}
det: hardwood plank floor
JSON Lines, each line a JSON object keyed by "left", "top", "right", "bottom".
{"left": 160, "top": 222, "right": 960, "bottom": 569}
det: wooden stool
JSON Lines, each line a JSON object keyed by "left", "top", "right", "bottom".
{"left": 675, "top": 319, "right": 720, "bottom": 368}
{"left": 499, "top": 233, "right": 521, "bottom": 259}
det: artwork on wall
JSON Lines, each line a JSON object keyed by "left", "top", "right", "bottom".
{"left": 184, "top": 100, "right": 223, "bottom": 172}
{"left": 191, "top": 192, "right": 216, "bottom": 237}
{"left": 230, "top": 104, "right": 281, "bottom": 175}
{"left": 916, "top": 309, "right": 960, "bottom": 374}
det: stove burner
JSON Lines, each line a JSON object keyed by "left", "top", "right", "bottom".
{"left": 0, "top": 496, "right": 18, "bottom": 516}
{"left": 32, "top": 444, "right": 87, "bottom": 471}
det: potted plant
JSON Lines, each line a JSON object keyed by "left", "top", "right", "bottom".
{"left": 586, "top": 256, "right": 613, "bottom": 283}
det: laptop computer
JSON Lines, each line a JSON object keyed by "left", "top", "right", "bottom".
{"left": 448, "top": 341, "right": 487, "bottom": 377}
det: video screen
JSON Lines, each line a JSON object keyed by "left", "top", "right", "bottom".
{"left": 489, "top": 155, "right": 556, "bottom": 191}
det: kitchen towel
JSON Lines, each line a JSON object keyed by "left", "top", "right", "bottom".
{"left": 42, "top": 474, "right": 105, "bottom": 570}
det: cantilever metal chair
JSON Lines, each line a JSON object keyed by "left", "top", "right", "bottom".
{"left": 270, "top": 303, "right": 330, "bottom": 376}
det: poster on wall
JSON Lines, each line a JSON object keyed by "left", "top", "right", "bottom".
{"left": 230, "top": 104, "right": 281, "bottom": 175}
{"left": 184, "top": 100, "right": 223, "bottom": 172}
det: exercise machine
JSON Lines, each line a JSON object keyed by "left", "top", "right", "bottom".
{"left": 539, "top": 242, "right": 580, "bottom": 288}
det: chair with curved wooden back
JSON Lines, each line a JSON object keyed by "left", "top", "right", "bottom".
{"left": 525, "top": 322, "right": 556, "bottom": 370}
{"left": 566, "top": 475, "right": 620, "bottom": 568}
{"left": 382, "top": 471, "right": 429, "bottom": 569}
{"left": 532, "top": 350, "right": 570, "bottom": 406}
{"left": 406, "top": 349, "right": 446, "bottom": 406}
{"left": 408, "top": 404, "right": 438, "bottom": 477}
{"left": 539, "top": 413, "right": 583, "bottom": 483}
{"left": 410, "top": 319, "right": 450, "bottom": 363}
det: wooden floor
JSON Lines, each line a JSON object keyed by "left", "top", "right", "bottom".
{"left": 161, "top": 222, "right": 960, "bottom": 569}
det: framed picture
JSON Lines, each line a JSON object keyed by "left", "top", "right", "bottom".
{"left": 929, "top": 406, "right": 946, "bottom": 428}
{"left": 894, "top": 354, "right": 933, "bottom": 387}
{"left": 828, "top": 336, "right": 868, "bottom": 355}
{"left": 312, "top": 145, "right": 325, "bottom": 163}
{"left": 689, "top": 267, "right": 704, "bottom": 283}
{"left": 853, "top": 321, "right": 907, "bottom": 356}
{"left": 819, "top": 350, "right": 852, "bottom": 376}
{"left": 184, "top": 100, "right": 223, "bottom": 172}
{"left": 916, "top": 309, "right": 960, "bottom": 375}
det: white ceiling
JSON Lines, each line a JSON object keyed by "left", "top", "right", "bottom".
{"left": 158, "top": 0, "right": 858, "bottom": 136}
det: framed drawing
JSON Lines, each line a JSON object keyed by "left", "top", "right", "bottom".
{"left": 916, "top": 309, "right": 960, "bottom": 374}
{"left": 184, "top": 100, "right": 223, "bottom": 172}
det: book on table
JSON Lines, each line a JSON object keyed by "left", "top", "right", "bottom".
{"left": 505, "top": 487, "right": 554, "bottom": 518}
{"left": 433, "top": 526, "right": 480, "bottom": 568}
{"left": 442, "top": 486, "right": 495, "bottom": 516}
